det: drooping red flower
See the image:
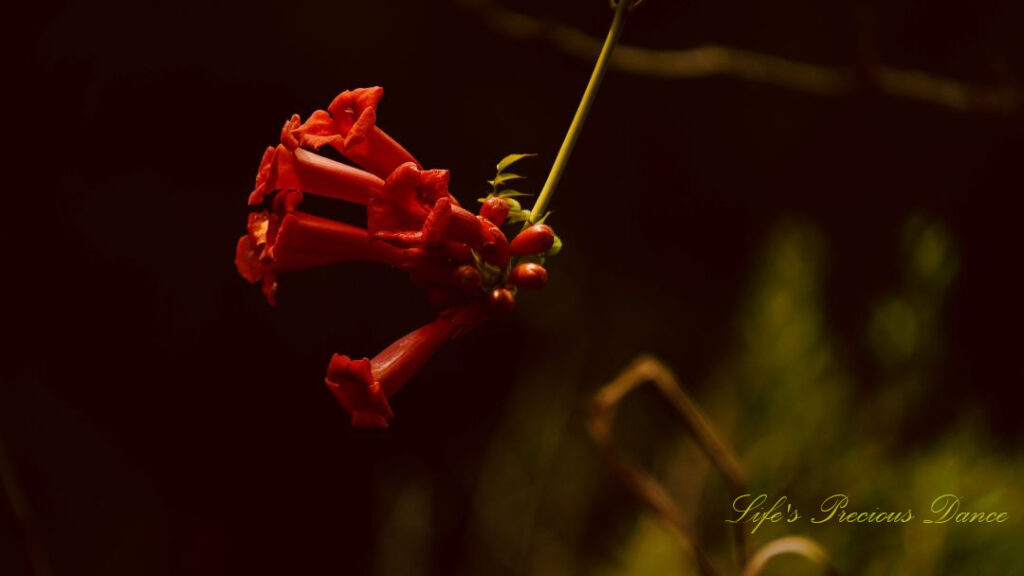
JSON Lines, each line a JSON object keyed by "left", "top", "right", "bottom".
{"left": 325, "top": 304, "right": 487, "bottom": 427}
{"left": 236, "top": 87, "right": 560, "bottom": 427}
{"left": 368, "top": 162, "right": 489, "bottom": 252}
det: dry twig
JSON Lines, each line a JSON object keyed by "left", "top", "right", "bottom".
{"left": 587, "top": 355, "right": 748, "bottom": 576}
{"left": 459, "top": 0, "right": 1020, "bottom": 114}
{"left": 588, "top": 355, "right": 840, "bottom": 576}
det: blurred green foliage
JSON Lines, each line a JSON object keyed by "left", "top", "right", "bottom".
{"left": 374, "top": 216, "right": 1022, "bottom": 576}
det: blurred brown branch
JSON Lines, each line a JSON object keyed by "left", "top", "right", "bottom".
{"left": 589, "top": 355, "right": 841, "bottom": 576}
{"left": 459, "top": 0, "right": 1020, "bottom": 114}
{"left": 587, "top": 355, "right": 748, "bottom": 576}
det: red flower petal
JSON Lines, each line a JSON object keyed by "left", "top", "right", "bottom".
{"left": 234, "top": 234, "right": 264, "bottom": 283}
{"left": 280, "top": 114, "right": 301, "bottom": 151}
{"left": 326, "top": 87, "right": 421, "bottom": 178}
{"left": 250, "top": 143, "right": 383, "bottom": 207}
{"left": 292, "top": 110, "right": 344, "bottom": 151}
{"left": 326, "top": 356, "right": 394, "bottom": 429}
{"left": 369, "top": 162, "right": 450, "bottom": 235}
{"left": 234, "top": 212, "right": 283, "bottom": 306}
{"left": 249, "top": 146, "right": 286, "bottom": 205}
{"left": 368, "top": 163, "right": 491, "bottom": 251}
{"left": 421, "top": 196, "right": 453, "bottom": 249}
{"left": 246, "top": 211, "right": 273, "bottom": 247}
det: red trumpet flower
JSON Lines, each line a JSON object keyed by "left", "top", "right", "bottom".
{"left": 325, "top": 305, "right": 486, "bottom": 427}
{"left": 236, "top": 87, "right": 560, "bottom": 427}
{"left": 368, "top": 163, "right": 489, "bottom": 252}
{"left": 234, "top": 208, "right": 421, "bottom": 305}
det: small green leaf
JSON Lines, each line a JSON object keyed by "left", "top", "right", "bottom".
{"left": 546, "top": 234, "right": 563, "bottom": 256}
{"left": 505, "top": 198, "right": 522, "bottom": 211}
{"left": 496, "top": 153, "right": 536, "bottom": 173}
{"left": 480, "top": 261, "right": 503, "bottom": 285}
{"left": 487, "top": 173, "right": 526, "bottom": 186}
{"left": 497, "top": 190, "right": 533, "bottom": 199}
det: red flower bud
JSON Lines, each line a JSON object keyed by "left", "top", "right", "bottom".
{"left": 509, "top": 262, "right": 548, "bottom": 290}
{"left": 488, "top": 288, "right": 516, "bottom": 315}
{"left": 481, "top": 223, "right": 510, "bottom": 269}
{"left": 455, "top": 265, "right": 482, "bottom": 291}
{"left": 480, "top": 197, "right": 510, "bottom": 226}
{"left": 509, "top": 224, "right": 555, "bottom": 256}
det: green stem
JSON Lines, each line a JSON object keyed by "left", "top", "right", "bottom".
{"left": 529, "top": 0, "right": 630, "bottom": 224}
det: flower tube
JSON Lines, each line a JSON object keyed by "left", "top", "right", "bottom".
{"left": 325, "top": 305, "right": 486, "bottom": 427}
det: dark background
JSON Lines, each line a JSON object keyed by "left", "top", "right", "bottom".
{"left": 8, "top": 0, "right": 1023, "bottom": 574}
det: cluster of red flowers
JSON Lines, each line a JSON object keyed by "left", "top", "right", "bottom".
{"left": 235, "top": 87, "right": 557, "bottom": 428}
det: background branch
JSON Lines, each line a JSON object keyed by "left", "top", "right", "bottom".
{"left": 459, "top": 0, "right": 1020, "bottom": 114}
{"left": 588, "top": 355, "right": 752, "bottom": 576}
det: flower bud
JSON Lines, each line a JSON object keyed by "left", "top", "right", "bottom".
{"left": 488, "top": 288, "right": 516, "bottom": 314}
{"left": 510, "top": 224, "right": 555, "bottom": 256}
{"left": 455, "top": 265, "right": 482, "bottom": 291}
{"left": 481, "top": 224, "right": 510, "bottom": 269}
{"left": 480, "top": 197, "right": 510, "bottom": 226}
{"left": 509, "top": 262, "right": 548, "bottom": 290}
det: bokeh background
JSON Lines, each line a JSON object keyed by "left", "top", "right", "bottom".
{"left": 8, "top": 0, "right": 1024, "bottom": 574}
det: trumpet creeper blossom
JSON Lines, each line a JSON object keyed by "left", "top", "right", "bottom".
{"left": 325, "top": 305, "right": 486, "bottom": 427}
{"left": 236, "top": 86, "right": 558, "bottom": 427}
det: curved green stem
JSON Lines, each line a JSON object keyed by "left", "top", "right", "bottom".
{"left": 529, "top": 0, "right": 630, "bottom": 224}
